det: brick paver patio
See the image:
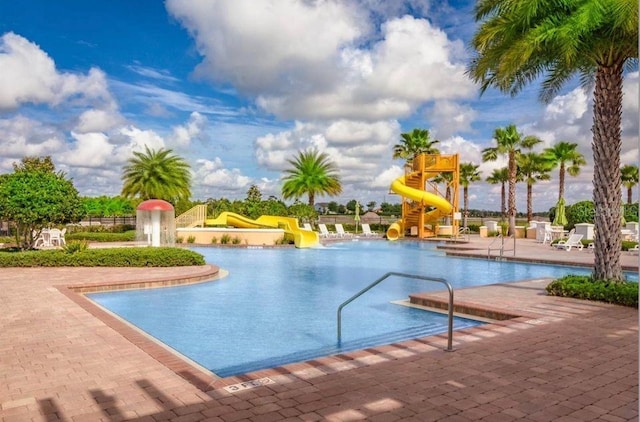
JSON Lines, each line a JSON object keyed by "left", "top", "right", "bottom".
{"left": 1, "top": 237, "right": 637, "bottom": 421}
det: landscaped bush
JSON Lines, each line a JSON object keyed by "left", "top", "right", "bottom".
{"left": 0, "top": 247, "right": 205, "bottom": 267}
{"left": 546, "top": 275, "right": 638, "bottom": 307}
{"left": 565, "top": 200, "right": 595, "bottom": 229}
{"left": 66, "top": 231, "right": 136, "bottom": 242}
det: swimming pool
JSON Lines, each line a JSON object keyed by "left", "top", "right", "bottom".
{"left": 89, "top": 241, "right": 597, "bottom": 377}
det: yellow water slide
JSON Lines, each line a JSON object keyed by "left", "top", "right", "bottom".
{"left": 386, "top": 176, "right": 453, "bottom": 240}
{"left": 205, "top": 212, "right": 319, "bottom": 248}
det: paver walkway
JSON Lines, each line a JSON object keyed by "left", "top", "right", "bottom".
{"left": 1, "top": 238, "right": 637, "bottom": 421}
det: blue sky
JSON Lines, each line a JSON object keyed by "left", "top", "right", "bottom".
{"left": 0, "top": 0, "right": 637, "bottom": 212}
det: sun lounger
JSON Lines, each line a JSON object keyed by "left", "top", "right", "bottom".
{"left": 318, "top": 223, "right": 335, "bottom": 238}
{"left": 334, "top": 224, "right": 352, "bottom": 237}
{"left": 303, "top": 223, "right": 313, "bottom": 231}
{"left": 361, "top": 223, "right": 378, "bottom": 237}
{"left": 554, "top": 233, "right": 584, "bottom": 251}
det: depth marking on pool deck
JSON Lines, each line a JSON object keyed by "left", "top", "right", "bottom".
{"left": 223, "top": 377, "right": 275, "bottom": 393}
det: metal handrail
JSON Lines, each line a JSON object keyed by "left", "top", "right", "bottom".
{"left": 336, "top": 272, "right": 455, "bottom": 351}
{"left": 457, "top": 226, "right": 471, "bottom": 241}
{"left": 487, "top": 233, "right": 516, "bottom": 259}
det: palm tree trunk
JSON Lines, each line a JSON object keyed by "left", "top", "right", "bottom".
{"left": 592, "top": 63, "right": 624, "bottom": 281}
{"left": 500, "top": 182, "right": 505, "bottom": 220}
{"left": 627, "top": 187, "right": 633, "bottom": 205}
{"left": 308, "top": 193, "right": 315, "bottom": 207}
{"left": 558, "top": 163, "right": 565, "bottom": 200}
{"left": 507, "top": 151, "right": 516, "bottom": 236}
{"left": 527, "top": 183, "right": 533, "bottom": 222}
{"left": 463, "top": 186, "right": 469, "bottom": 228}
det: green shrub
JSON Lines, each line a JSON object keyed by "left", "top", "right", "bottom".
{"left": 466, "top": 224, "right": 481, "bottom": 233}
{"left": 62, "top": 240, "right": 89, "bottom": 254}
{"left": 211, "top": 236, "right": 217, "bottom": 244}
{"left": 565, "top": 200, "right": 595, "bottom": 230}
{"left": 231, "top": 236, "right": 241, "bottom": 245}
{"left": 546, "top": 275, "right": 638, "bottom": 307}
{"left": 176, "top": 236, "right": 184, "bottom": 244}
{"left": 187, "top": 235, "right": 196, "bottom": 244}
{"left": 220, "top": 234, "right": 231, "bottom": 244}
{"left": 624, "top": 203, "right": 638, "bottom": 223}
{"left": 66, "top": 231, "right": 136, "bottom": 242}
{"left": 0, "top": 247, "right": 205, "bottom": 267}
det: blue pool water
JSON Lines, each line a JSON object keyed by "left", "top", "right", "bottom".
{"left": 89, "top": 241, "right": 602, "bottom": 377}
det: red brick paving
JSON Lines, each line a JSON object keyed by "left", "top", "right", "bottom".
{"left": 0, "top": 238, "right": 637, "bottom": 421}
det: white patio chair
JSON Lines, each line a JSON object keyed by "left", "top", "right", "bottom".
{"left": 554, "top": 233, "right": 584, "bottom": 251}
{"left": 334, "top": 224, "right": 352, "bottom": 237}
{"left": 318, "top": 223, "right": 334, "bottom": 238}
{"left": 49, "top": 228, "right": 64, "bottom": 246}
{"left": 302, "top": 223, "right": 313, "bottom": 231}
{"left": 361, "top": 223, "right": 378, "bottom": 237}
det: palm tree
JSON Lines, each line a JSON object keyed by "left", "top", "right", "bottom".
{"left": 486, "top": 167, "right": 509, "bottom": 220}
{"left": 459, "top": 162, "right": 481, "bottom": 228}
{"left": 517, "top": 152, "right": 551, "bottom": 222}
{"left": 392, "top": 128, "right": 439, "bottom": 163}
{"left": 281, "top": 150, "right": 342, "bottom": 207}
{"left": 121, "top": 145, "right": 191, "bottom": 203}
{"left": 432, "top": 172, "right": 453, "bottom": 203}
{"left": 621, "top": 164, "right": 639, "bottom": 204}
{"left": 542, "top": 142, "right": 586, "bottom": 201}
{"left": 482, "top": 125, "right": 541, "bottom": 235}
{"left": 468, "top": 0, "right": 637, "bottom": 280}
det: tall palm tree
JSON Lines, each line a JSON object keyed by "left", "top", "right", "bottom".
{"left": 432, "top": 172, "right": 453, "bottom": 203}
{"left": 542, "top": 142, "right": 586, "bottom": 201}
{"left": 486, "top": 167, "right": 509, "bottom": 220}
{"left": 281, "top": 150, "right": 342, "bottom": 207}
{"left": 459, "top": 162, "right": 481, "bottom": 228}
{"left": 121, "top": 145, "right": 191, "bottom": 203}
{"left": 468, "top": 0, "right": 637, "bottom": 280}
{"left": 621, "top": 164, "right": 639, "bottom": 205}
{"left": 517, "top": 152, "right": 551, "bottom": 222}
{"left": 392, "top": 128, "right": 439, "bottom": 163}
{"left": 482, "top": 125, "right": 541, "bottom": 235}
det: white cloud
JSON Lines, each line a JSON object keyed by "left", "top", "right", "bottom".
{"left": 0, "top": 116, "right": 64, "bottom": 163}
{"left": 426, "top": 101, "right": 477, "bottom": 139}
{"left": 167, "top": 112, "right": 209, "bottom": 147}
{"left": 167, "top": 3, "right": 474, "bottom": 121}
{"left": 194, "top": 157, "right": 252, "bottom": 192}
{"left": 74, "top": 107, "right": 124, "bottom": 133}
{"left": 59, "top": 132, "right": 115, "bottom": 168}
{"left": 0, "top": 32, "right": 112, "bottom": 110}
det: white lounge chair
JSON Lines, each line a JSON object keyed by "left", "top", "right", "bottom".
{"left": 361, "top": 223, "right": 378, "bottom": 237}
{"left": 302, "top": 223, "right": 313, "bottom": 231}
{"left": 555, "top": 233, "right": 584, "bottom": 251}
{"left": 318, "top": 223, "right": 334, "bottom": 238}
{"left": 334, "top": 224, "right": 352, "bottom": 237}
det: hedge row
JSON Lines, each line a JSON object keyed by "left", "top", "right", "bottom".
{"left": 546, "top": 275, "right": 638, "bottom": 307}
{"left": 0, "top": 247, "right": 205, "bottom": 267}
{"left": 66, "top": 231, "right": 137, "bottom": 242}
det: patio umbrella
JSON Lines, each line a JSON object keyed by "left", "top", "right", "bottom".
{"left": 553, "top": 197, "right": 568, "bottom": 226}
{"left": 354, "top": 201, "right": 361, "bottom": 233}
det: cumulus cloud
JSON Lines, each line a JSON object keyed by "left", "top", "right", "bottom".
{"left": 74, "top": 107, "right": 124, "bottom": 133}
{"left": 426, "top": 101, "right": 477, "bottom": 139}
{"left": 59, "top": 132, "right": 115, "bottom": 168}
{"left": 167, "top": 3, "right": 474, "bottom": 121}
{"left": 167, "top": 111, "right": 209, "bottom": 147}
{"left": 193, "top": 157, "right": 252, "bottom": 192}
{"left": 0, "top": 115, "right": 64, "bottom": 163}
{"left": 0, "top": 32, "right": 112, "bottom": 110}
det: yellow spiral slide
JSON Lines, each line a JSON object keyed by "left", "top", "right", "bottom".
{"left": 205, "top": 212, "right": 319, "bottom": 248}
{"left": 386, "top": 176, "right": 453, "bottom": 240}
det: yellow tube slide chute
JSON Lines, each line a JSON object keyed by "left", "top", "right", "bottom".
{"left": 386, "top": 176, "right": 453, "bottom": 240}
{"left": 205, "top": 212, "right": 319, "bottom": 248}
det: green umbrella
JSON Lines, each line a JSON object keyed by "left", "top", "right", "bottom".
{"left": 354, "top": 201, "right": 361, "bottom": 233}
{"left": 553, "top": 197, "right": 568, "bottom": 226}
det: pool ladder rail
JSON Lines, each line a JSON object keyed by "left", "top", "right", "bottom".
{"left": 487, "top": 233, "right": 516, "bottom": 260}
{"left": 336, "top": 272, "right": 455, "bottom": 352}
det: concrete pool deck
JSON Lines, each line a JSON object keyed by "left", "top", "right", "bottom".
{"left": 1, "top": 236, "right": 637, "bottom": 421}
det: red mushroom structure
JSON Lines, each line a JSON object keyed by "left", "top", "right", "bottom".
{"left": 136, "top": 199, "right": 175, "bottom": 246}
